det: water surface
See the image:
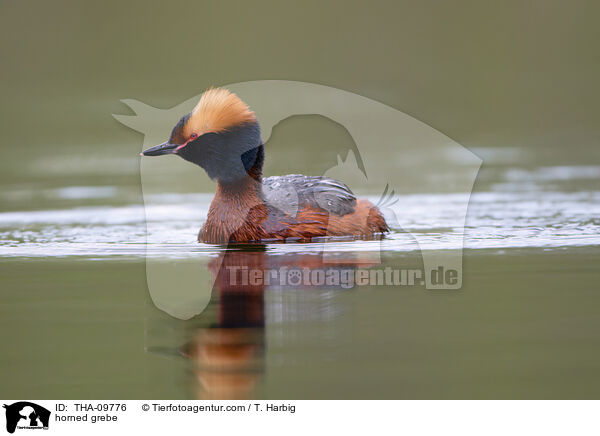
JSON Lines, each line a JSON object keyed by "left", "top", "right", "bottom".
{"left": 1, "top": 156, "right": 599, "bottom": 399}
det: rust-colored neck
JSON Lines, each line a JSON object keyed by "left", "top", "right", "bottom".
{"left": 199, "top": 176, "right": 267, "bottom": 243}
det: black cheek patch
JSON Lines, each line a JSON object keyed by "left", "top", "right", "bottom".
{"left": 177, "top": 123, "right": 262, "bottom": 183}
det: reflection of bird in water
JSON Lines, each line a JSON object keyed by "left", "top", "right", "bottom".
{"left": 182, "top": 248, "right": 379, "bottom": 400}
{"left": 182, "top": 249, "right": 266, "bottom": 400}
{"left": 141, "top": 88, "right": 388, "bottom": 243}
{"left": 184, "top": 328, "right": 264, "bottom": 400}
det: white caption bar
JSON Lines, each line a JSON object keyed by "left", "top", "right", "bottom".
{"left": 1, "top": 400, "right": 598, "bottom": 435}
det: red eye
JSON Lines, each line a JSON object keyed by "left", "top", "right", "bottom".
{"left": 190, "top": 133, "right": 198, "bottom": 139}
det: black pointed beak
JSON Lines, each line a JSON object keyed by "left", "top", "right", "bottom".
{"left": 141, "top": 141, "right": 178, "bottom": 156}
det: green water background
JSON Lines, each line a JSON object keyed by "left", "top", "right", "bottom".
{"left": 1, "top": 0, "right": 599, "bottom": 399}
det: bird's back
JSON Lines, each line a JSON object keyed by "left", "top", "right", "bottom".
{"left": 262, "top": 174, "right": 357, "bottom": 217}
{"left": 260, "top": 174, "right": 388, "bottom": 241}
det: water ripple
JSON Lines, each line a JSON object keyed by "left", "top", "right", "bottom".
{"left": 0, "top": 190, "right": 598, "bottom": 258}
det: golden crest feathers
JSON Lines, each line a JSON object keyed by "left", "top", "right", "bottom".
{"left": 184, "top": 88, "right": 257, "bottom": 137}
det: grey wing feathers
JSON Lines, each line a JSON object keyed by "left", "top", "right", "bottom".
{"left": 262, "top": 174, "right": 357, "bottom": 217}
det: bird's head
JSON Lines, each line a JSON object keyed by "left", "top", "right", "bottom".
{"left": 142, "top": 88, "right": 263, "bottom": 183}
